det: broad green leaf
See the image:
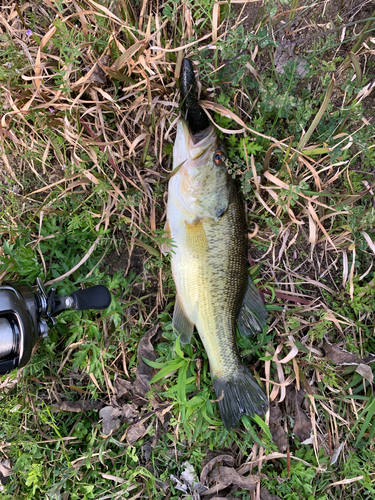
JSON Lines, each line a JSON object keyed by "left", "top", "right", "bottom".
{"left": 177, "top": 361, "right": 189, "bottom": 403}
{"left": 202, "top": 402, "right": 220, "bottom": 426}
{"left": 242, "top": 416, "right": 268, "bottom": 448}
{"left": 142, "top": 357, "right": 168, "bottom": 369}
{"left": 253, "top": 414, "right": 273, "bottom": 441}
{"left": 355, "top": 398, "right": 375, "bottom": 445}
{"left": 149, "top": 359, "right": 186, "bottom": 384}
{"left": 175, "top": 335, "right": 185, "bottom": 359}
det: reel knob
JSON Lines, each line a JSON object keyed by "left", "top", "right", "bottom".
{"left": 70, "top": 285, "right": 112, "bottom": 311}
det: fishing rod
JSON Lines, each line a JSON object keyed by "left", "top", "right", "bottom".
{"left": 0, "top": 278, "right": 111, "bottom": 376}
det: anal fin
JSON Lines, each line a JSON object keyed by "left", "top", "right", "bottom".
{"left": 173, "top": 295, "right": 194, "bottom": 344}
{"left": 237, "top": 276, "right": 268, "bottom": 337}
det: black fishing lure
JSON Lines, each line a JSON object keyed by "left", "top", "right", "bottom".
{"left": 179, "top": 58, "right": 210, "bottom": 134}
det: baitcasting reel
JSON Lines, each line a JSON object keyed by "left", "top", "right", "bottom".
{"left": 0, "top": 278, "right": 112, "bottom": 376}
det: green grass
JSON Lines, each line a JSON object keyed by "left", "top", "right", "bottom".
{"left": 1, "top": 0, "right": 375, "bottom": 499}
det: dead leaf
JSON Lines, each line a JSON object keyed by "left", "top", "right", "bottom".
{"left": 210, "top": 497, "right": 237, "bottom": 500}
{"left": 355, "top": 364, "right": 374, "bottom": 384}
{"left": 53, "top": 400, "right": 102, "bottom": 413}
{"left": 134, "top": 325, "right": 161, "bottom": 402}
{"left": 294, "top": 405, "right": 312, "bottom": 443}
{"left": 141, "top": 441, "right": 152, "bottom": 462}
{"left": 174, "top": 461, "right": 205, "bottom": 496}
{"left": 180, "top": 462, "right": 198, "bottom": 488}
{"left": 100, "top": 473, "right": 126, "bottom": 484}
{"left": 34, "top": 25, "right": 56, "bottom": 91}
{"left": 151, "top": 419, "right": 162, "bottom": 448}
{"left": 363, "top": 354, "right": 375, "bottom": 364}
{"left": 72, "top": 55, "right": 111, "bottom": 87}
{"left": 114, "top": 377, "right": 133, "bottom": 399}
{"left": 202, "top": 466, "right": 258, "bottom": 496}
{"left": 0, "top": 459, "right": 12, "bottom": 486}
{"left": 286, "top": 386, "right": 312, "bottom": 443}
{"left": 261, "top": 488, "right": 282, "bottom": 500}
{"left": 86, "top": 55, "right": 111, "bottom": 84}
{"left": 201, "top": 453, "right": 235, "bottom": 485}
{"left": 170, "top": 474, "right": 188, "bottom": 494}
{"left": 127, "top": 421, "right": 146, "bottom": 445}
{"left": 122, "top": 403, "right": 139, "bottom": 424}
{"left": 330, "top": 442, "right": 344, "bottom": 466}
{"left": 274, "top": 44, "right": 308, "bottom": 78}
{"left": 269, "top": 404, "right": 287, "bottom": 452}
{"left": 152, "top": 399, "right": 173, "bottom": 425}
{"left": 99, "top": 406, "right": 122, "bottom": 435}
{"left": 323, "top": 339, "right": 374, "bottom": 383}
{"left": 323, "top": 338, "right": 362, "bottom": 365}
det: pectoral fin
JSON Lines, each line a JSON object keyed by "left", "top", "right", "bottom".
{"left": 237, "top": 276, "right": 268, "bottom": 337}
{"left": 173, "top": 295, "right": 194, "bottom": 344}
{"left": 185, "top": 218, "right": 208, "bottom": 252}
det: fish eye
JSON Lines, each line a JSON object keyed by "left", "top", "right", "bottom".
{"left": 213, "top": 151, "right": 225, "bottom": 165}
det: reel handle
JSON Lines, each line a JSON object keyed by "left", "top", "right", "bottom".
{"left": 70, "top": 285, "right": 112, "bottom": 311}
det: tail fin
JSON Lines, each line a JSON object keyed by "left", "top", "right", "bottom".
{"left": 212, "top": 365, "right": 268, "bottom": 430}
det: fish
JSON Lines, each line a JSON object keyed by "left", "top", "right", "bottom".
{"left": 162, "top": 59, "right": 268, "bottom": 430}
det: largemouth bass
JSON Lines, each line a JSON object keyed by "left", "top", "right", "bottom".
{"left": 163, "top": 109, "right": 269, "bottom": 429}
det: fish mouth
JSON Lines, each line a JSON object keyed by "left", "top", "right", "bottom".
{"left": 177, "top": 118, "right": 216, "bottom": 161}
{"left": 191, "top": 124, "right": 214, "bottom": 145}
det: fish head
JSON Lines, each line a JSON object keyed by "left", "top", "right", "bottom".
{"left": 173, "top": 118, "right": 222, "bottom": 168}
{"left": 172, "top": 118, "right": 230, "bottom": 221}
